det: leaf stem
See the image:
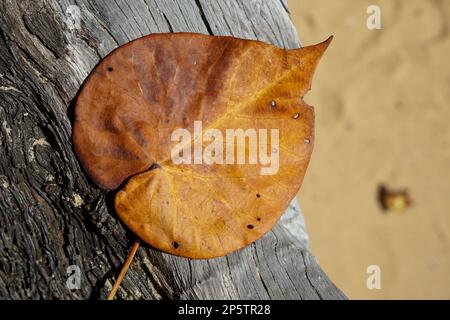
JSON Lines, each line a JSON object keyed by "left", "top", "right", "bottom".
{"left": 107, "top": 239, "right": 140, "bottom": 300}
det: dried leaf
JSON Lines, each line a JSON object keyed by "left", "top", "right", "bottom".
{"left": 73, "top": 33, "right": 331, "bottom": 258}
{"left": 378, "top": 185, "right": 413, "bottom": 213}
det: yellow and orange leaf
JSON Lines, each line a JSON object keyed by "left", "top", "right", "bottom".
{"left": 73, "top": 33, "right": 331, "bottom": 259}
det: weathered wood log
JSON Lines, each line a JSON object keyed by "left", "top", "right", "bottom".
{"left": 0, "top": 0, "right": 346, "bottom": 300}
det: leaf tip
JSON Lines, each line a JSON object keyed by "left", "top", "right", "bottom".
{"left": 316, "top": 35, "right": 333, "bottom": 53}
{"left": 289, "top": 35, "right": 333, "bottom": 57}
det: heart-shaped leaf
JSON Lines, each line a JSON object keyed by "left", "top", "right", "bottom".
{"left": 73, "top": 33, "right": 331, "bottom": 258}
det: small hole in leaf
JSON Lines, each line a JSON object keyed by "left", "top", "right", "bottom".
{"left": 293, "top": 113, "right": 300, "bottom": 119}
{"left": 172, "top": 241, "right": 179, "bottom": 249}
{"left": 107, "top": 67, "right": 113, "bottom": 72}
{"left": 247, "top": 224, "right": 254, "bottom": 229}
{"left": 256, "top": 193, "right": 261, "bottom": 198}
{"left": 270, "top": 100, "right": 276, "bottom": 108}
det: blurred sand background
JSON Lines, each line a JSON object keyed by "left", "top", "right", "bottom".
{"left": 289, "top": 0, "right": 450, "bottom": 299}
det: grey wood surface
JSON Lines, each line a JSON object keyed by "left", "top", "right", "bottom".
{"left": 0, "top": 0, "right": 346, "bottom": 299}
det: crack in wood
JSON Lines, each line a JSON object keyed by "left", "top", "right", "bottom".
{"left": 162, "top": 13, "right": 174, "bottom": 33}
{"left": 194, "top": 0, "right": 213, "bottom": 35}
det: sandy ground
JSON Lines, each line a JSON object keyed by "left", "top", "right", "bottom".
{"left": 289, "top": 0, "right": 450, "bottom": 299}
